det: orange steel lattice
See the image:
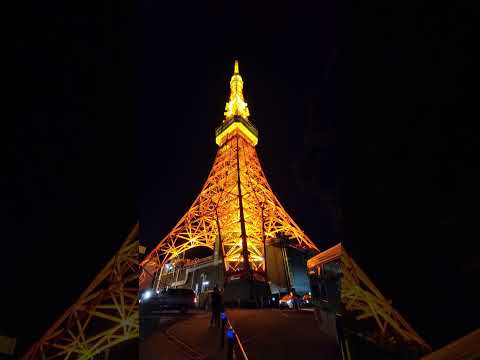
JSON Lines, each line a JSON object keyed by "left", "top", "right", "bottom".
{"left": 141, "top": 61, "right": 319, "bottom": 283}
{"left": 308, "top": 244, "right": 431, "bottom": 352}
{"left": 23, "top": 224, "right": 139, "bottom": 360}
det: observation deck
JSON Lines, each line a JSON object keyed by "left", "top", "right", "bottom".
{"left": 215, "top": 115, "right": 259, "bottom": 146}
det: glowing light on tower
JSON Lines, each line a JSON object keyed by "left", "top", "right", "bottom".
{"left": 140, "top": 61, "right": 318, "bottom": 285}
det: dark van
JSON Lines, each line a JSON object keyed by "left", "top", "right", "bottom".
{"left": 141, "top": 288, "right": 196, "bottom": 314}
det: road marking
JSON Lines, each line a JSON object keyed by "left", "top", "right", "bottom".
{"left": 226, "top": 318, "right": 249, "bottom": 360}
{"left": 165, "top": 326, "right": 207, "bottom": 360}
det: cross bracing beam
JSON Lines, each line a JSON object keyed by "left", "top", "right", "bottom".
{"left": 23, "top": 224, "right": 139, "bottom": 360}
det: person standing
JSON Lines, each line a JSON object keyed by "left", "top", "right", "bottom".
{"left": 294, "top": 294, "right": 300, "bottom": 310}
{"left": 210, "top": 285, "right": 222, "bottom": 328}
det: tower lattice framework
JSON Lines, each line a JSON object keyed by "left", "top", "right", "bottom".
{"left": 141, "top": 61, "right": 319, "bottom": 285}
{"left": 307, "top": 244, "right": 431, "bottom": 353}
{"left": 23, "top": 224, "right": 139, "bottom": 360}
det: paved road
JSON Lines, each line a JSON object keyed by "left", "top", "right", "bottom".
{"left": 140, "top": 308, "right": 341, "bottom": 360}
{"left": 140, "top": 310, "right": 227, "bottom": 360}
{"left": 228, "top": 308, "right": 341, "bottom": 360}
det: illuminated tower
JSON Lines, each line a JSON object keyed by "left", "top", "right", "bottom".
{"left": 140, "top": 61, "right": 319, "bottom": 298}
{"left": 23, "top": 225, "right": 139, "bottom": 360}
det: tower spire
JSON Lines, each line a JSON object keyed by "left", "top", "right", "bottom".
{"left": 234, "top": 60, "right": 239, "bottom": 74}
{"left": 224, "top": 60, "right": 250, "bottom": 120}
{"left": 216, "top": 60, "right": 258, "bottom": 146}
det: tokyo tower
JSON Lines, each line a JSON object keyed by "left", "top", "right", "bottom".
{"left": 140, "top": 61, "right": 319, "bottom": 294}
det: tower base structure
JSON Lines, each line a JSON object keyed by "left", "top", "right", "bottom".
{"left": 223, "top": 271, "right": 271, "bottom": 307}
{"left": 153, "top": 259, "right": 273, "bottom": 308}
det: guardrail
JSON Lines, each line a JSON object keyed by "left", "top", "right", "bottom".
{"left": 219, "top": 312, "right": 249, "bottom": 360}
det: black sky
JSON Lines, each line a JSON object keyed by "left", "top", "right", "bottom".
{"left": 137, "top": 0, "right": 479, "bottom": 350}
{"left": 6, "top": 0, "right": 478, "bottom": 355}
{"left": 6, "top": 0, "right": 136, "bottom": 354}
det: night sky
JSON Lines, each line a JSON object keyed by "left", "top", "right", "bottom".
{"left": 7, "top": 0, "right": 136, "bottom": 354}
{"left": 6, "top": 0, "right": 478, "bottom": 355}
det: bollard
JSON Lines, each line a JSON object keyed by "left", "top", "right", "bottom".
{"left": 220, "top": 312, "right": 227, "bottom": 349}
{"left": 226, "top": 327, "right": 235, "bottom": 360}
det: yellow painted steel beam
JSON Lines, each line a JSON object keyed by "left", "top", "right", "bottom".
{"left": 307, "top": 243, "right": 431, "bottom": 353}
{"left": 22, "top": 224, "right": 139, "bottom": 360}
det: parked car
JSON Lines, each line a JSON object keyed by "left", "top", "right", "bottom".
{"left": 141, "top": 288, "right": 196, "bottom": 314}
{"left": 301, "top": 293, "right": 313, "bottom": 307}
{"left": 279, "top": 293, "right": 300, "bottom": 309}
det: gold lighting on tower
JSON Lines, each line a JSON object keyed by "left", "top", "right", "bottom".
{"left": 141, "top": 61, "right": 318, "bottom": 286}
{"left": 23, "top": 225, "right": 140, "bottom": 360}
{"left": 224, "top": 60, "right": 251, "bottom": 121}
